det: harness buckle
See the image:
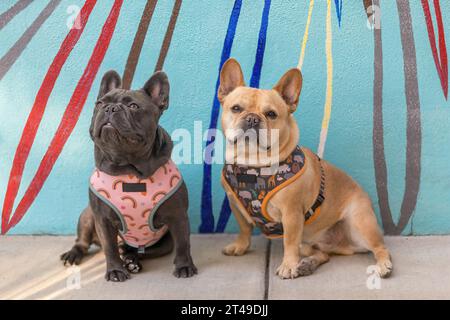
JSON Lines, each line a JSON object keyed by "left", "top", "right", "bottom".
{"left": 317, "top": 193, "right": 325, "bottom": 203}
{"left": 305, "top": 209, "right": 314, "bottom": 221}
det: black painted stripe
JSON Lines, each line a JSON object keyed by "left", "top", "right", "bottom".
{"left": 0, "top": 0, "right": 61, "bottom": 81}
{"left": 368, "top": 0, "right": 422, "bottom": 235}
{"left": 0, "top": 0, "right": 33, "bottom": 31}
{"left": 395, "top": 0, "right": 422, "bottom": 234}
{"left": 154, "top": 0, "right": 182, "bottom": 72}
{"left": 122, "top": 0, "right": 158, "bottom": 89}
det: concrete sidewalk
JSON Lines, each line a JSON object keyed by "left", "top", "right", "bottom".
{"left": 0, "top": 235, "right": 449, "bottom": 299}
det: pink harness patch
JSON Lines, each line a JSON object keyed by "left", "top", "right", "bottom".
{"left": 89, "top": 160, "right": 182, "bottom": 251}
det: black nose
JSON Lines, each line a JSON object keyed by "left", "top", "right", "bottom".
{"left": 245, "top": 114, "right": 261, "bottom": 129}
{"left": 104, "top": 104, "right": 121, "bottom": 115}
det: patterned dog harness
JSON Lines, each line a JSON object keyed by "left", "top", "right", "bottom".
{"left": 222, "top": 146, "right": 325, "bottom": 238}
{"left": 90, "top": 160, "right": 183, "bottom": 252}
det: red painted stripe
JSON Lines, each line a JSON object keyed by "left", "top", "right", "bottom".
{"left": 422, "top": 0, "right": 448, "bottom": 99}
{"left": 433, "top": 0, "right": 448, "bottom": 99}
{"left": 2, "top": 0, "right": 124, "bottom": 234}
{"left": 1, "top": 0, "right": 97, "bottom": 234}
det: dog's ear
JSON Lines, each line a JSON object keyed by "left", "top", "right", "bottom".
{"left": 144, "top": 71, "right": 170, "bottom": 111}
{"left": 273, "top": 68, "right": 303, "bottom": 113}
{"left": 218, "top": 58, "right": 245, "bottom": 103}
{"left": 98, "top": 70, "right": 122, "bottom": 100}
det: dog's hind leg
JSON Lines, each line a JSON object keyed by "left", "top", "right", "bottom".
{"left": 313, "top": 220, "right": 358, "bottom": 256}
{"left": 297, "top": 244, "right": 330, "bottom": 276}
{"left": 120, "top": 247, "right": 142, "bottom": 274}
{"left": 141, "top": 232, "right": 174, "bottom": 258}
{"left": 120, "top": 232, "right": 174, "bottom": 273}
{"left": 61, "top": 206, "right": 96, "bottom": 265}
{"left": 344, "top": 198, "right": 393, "bottom": 278}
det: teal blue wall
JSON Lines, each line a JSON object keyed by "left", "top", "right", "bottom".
{"left": 0, "top": 0, "right": 449, "bottom": 235}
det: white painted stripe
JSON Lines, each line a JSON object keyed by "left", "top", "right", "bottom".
{"left": 297, "top": 0, "right": 315, "bottom": 70}
{"left": 317, "top": 0, "right": 333, "bottom": 158}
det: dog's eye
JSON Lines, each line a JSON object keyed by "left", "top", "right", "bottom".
{"left": 128, "top": 103, "right": 139, "bottom": 109}
{"left": 95, "top": 101, "right": 103, "bottom": 108}
{"left": 265, "top": 111, "right": 277, "bottom": 119}
{"left": 231, "top": 105, "right": 242, "bottom": 113}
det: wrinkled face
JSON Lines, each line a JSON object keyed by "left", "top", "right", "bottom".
{"left": 218, "top": 58, "right": 303, "bottom": 151}
{"left": 220, "top": 87, "right": 292, "bottom": 149}
{"left": 91, "top": 89, "right": 159, "bottom": 154}
{"left": 90, "top": 70, "right": 170, "bottom": 158}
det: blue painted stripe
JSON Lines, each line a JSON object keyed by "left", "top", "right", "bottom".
{"left": 214, "top": 195, "right": 231, "bottom": 233}
{"left": 250, "top": 0, "right": 271, "bottom": 88}
{"left": 215, "top": 0, "right": 272, "bottom": 233}
{"left": 334, "top": 0, "right": 342, "bottom": 27}
{"left": 199, "top": 0, "right": 242, "bottom": 233}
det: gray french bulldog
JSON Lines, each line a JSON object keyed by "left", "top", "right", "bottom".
{"left": 60, "top": 70, "right": 197, "bottom": 281}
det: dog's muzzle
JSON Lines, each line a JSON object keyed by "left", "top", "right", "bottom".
{"left": 244, "top": 113, "right": 261, "bottom": 130}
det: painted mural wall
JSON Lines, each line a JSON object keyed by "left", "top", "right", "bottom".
{"left": 0, "top": 0, "right": 449, "bottom": 236}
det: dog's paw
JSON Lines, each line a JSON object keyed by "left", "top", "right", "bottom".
{"left": 60, "top": 247, "right": 84, "bottom": 266}
{"left": 276, "top": 260, "right": 300, "bottom": 279}
{"left": 222, "top": 242, "right": 249, "bottom": 256}
{"left": 173, "top": 263, "right": 198, "bottom": 278}
{"left": 376, "top": 259, "right": 393, "bottom": 278}
{"left": 297, "top": 257, "right": 319, "bottom": 277}
{"left": 123, "top": 255, "right": 142, "bottom": 274}
{"left": 105, "top": 266, "right": 130, "bottom": 282}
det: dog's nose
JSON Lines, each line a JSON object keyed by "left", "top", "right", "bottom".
{"left": 245, "top": 114, "right": 261, "bottom": 129}
{"left": 104, "top": 104, "right": 121, "bottom": 115}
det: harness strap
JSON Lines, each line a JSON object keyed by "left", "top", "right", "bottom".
{"left": 305, "top": 156, "right": 326, "bottom": 221}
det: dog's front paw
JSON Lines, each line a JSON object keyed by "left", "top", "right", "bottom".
{"left": 376, "top": 259, "right": 393, "bottom": 278}
{"left": 105, "top": 266, "right": 130, "bottom": 282}
{"left": 123, "top": 254, "right": 142, "bottom": 274}
{"left": 173, "top": 263, "right": 198, "bottom": 278}
{"left": 276, "top": 260, "right": 300, "bottom": 279}
{"left": 60, "top": 247, "right": 84, "bottom": 266}
{"left": 222, "top": 241, "right": 250, "bottom": 256}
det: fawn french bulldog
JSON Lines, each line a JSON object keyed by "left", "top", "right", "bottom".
{"left": 219, "top": 58, "right": 392, "bottom": 279}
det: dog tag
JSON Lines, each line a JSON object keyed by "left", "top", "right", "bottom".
{"left": 237, "top": 174, "right": 257, "bottom": 184}
{"left": 122, "top": 183, "right": 147, "bottom": 193}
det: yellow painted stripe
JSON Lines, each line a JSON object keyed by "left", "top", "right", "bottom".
{"left": 317, "top": 0, "right": 333, "bottom": 158}
{"left": 297, "top": 0, "right": 315, "bottom": 70}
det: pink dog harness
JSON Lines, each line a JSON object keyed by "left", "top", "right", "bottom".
{"left": 89, "top": 160, "right": 183, "bottom": 252}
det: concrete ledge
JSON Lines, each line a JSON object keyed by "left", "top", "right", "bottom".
{"left": 0, "top": 235, "right": 267, "bottom": 300}
{"left": 1, "top": 235, "right": 450, "bottom": 299}
{"left": 268, "top": 236, "right": 450, "bottom": 299}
